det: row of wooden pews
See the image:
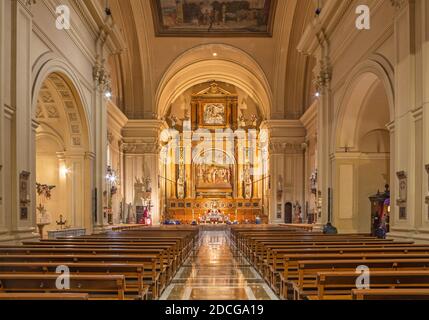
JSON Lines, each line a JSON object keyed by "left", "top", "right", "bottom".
{"left": 230, "top": 225, "right": 429, "bottom": 300}
{"left": 0, "top": 226, "right": 200, "bottom": 300}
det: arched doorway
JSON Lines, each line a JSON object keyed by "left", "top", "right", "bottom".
{"left": 333, "top": 69, "right": 393, "bottom": 233}
{"left": 285, "top": 202, "right": 293, "bottom": 224}
{"left": 33, "top": 73, "right": 91, "bottom": 237}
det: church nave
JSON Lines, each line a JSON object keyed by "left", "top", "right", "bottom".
{"left": 160, "top": 231, "right": 278, "bottom": 301}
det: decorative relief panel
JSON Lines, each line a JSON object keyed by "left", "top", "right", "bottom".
{"left": 68, "top": 113, "right": 78, "bottom": 122}
{"left": 45, "top": 105, "right": 59, "bottom": 118}
{"left": 37, "top": 75, "right": 83, "bottom": 148}
{"left": 72, "top": 137, "right": 81, "bottom": 146}
{"left": 425, "top": 165, "right": 429, "bottom": 219}
{"left": 396, "top": 171, "right": 407, "bottom": 220}
{"left": 19, "top": 171, "right": 31, "bottom": 220}
{"left": 122, "top": 143, "right": 160, "bottom": 154}
{"left": 35, "top": 104, "right": 45, "bottom": 119}
{"left": 41, "top": 92, "right": 54, "bottom": 103}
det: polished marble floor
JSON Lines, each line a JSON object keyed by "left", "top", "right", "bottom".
{"left": 160, "top": 231, "right": 279, "bottom": 300}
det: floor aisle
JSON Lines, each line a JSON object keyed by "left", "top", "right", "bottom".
{"left": 160, "top": 231, "right": 279, "bottom": 300}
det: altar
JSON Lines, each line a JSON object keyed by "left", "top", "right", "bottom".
{"left": 199, "top": 209, "right": 229, "bottom": 224}
{"left": 160, "top": 82, "right": 269, "bottom": 225}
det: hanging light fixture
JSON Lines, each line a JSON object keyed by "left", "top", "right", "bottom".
{"left": 315, "top": 0, "right": 322, "bottom": 16}
{"left": 105, "top": 0, "right": 112, "bottom": 16}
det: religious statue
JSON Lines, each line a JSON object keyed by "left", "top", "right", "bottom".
{"left": 184, "top": 108, "right": 191, "bottom": 121}
{"left": 243, "top": 164, "right": 252, "bottom": 199}
{"left": 169, "top": 114, "right": 179, "bottom": 128}
{"left": 126, "top": 203, "right": 133, "bottom": 224}
{"left": 177, "top": 167, "right": 185, "bottom": 199}
{"left": 294, "top": 201, "right": 302, "bottom": 224}
{"left": 144, "top": 177, "right": 152, "bottom": 193}
{"left": 310, "top": 170, "right": 318, "bottom": 194}
{"left": 238, "top": 114, "right": 247, "bottom": 128}
{"left": 250, "top": 114, "right": 259, "bottom": 127}
{"left": 277, "top": 175, "right": 283, "bottom": 191}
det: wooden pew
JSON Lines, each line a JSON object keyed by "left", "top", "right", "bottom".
{"left": 352, "top": 288, "right": 429, "bottom": 300}
{"left": 0, "top": 293, "right": 89, "bottom": 300}
{"left": 292, "top": 259, "right": 429, "bottom": 300}
{"left": 0, "top": 262, "right": 150, "bottom": 299}
{"left": 0, "top": 254, "right": 162, "bottom": 298}
{"left": 0, "top": 226, "right": 199, "bottom": 300}
{"left": 274, "top": 249, "right": 429, "bottom": 296}
{"left": 0, "top": 274, "right": 126, "bottom": 300}
{"left": 310, "top": 270, "right": 429, "bottom": 300}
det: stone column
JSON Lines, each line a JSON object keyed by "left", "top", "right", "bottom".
{"left": 122, "top": 120, "right": 168, "bottom": 226}
{"left": 388, "top": 0, "right": 425, "bottom": 239}
{"left": 9, "top": 0, "right": 38, "bottom": 241}
{"left": 84, "top": 152, "right": 95, "bottom": 230}
{"left": 413, "top": 0, "right": 429, "bottom": 237}
{"left": 261, "top": 120, "right": 306, "bottom": 224}
{"left": 268, "top": 143, "right": 286, "bottom": 224}
{"left": 0, "top": 0, "right": 4, "bottom": 233}
{"left": 314, "top": 34, "right": 332, "bottom": 228}
{"left": 92, "top": 58, "right": 109, "bottom": 232}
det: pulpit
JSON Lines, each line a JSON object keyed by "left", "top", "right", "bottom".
{"left": 369, "top": 185, "right": 390, "bottom": 238}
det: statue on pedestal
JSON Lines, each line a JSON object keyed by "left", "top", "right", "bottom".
{"left": 294, "top": 201, "right": 302, "bottom": 224}
{"left": 133, "top": 177, "right": 145, "bottom": 224}
{"left": 243, "top": 165, "right": 252, "bottom": 199}
{"left": 238, "top": 114, "right": 247, "bottom": 128}
{"left": 177, "top": 167, "right": 185, "bottom": 199}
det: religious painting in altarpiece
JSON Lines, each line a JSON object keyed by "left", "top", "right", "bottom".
{"left": 191, "top": 82, "right": 238, "bottom": 130}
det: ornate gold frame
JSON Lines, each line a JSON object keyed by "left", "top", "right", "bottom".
{"left": 150, "top": 0, "right": 277, "bottom": 38}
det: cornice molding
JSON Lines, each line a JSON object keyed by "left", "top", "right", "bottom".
{"left": 300, "top": 100, "right": 318, "bottom": 129}
{"left": 107, "top": 102, "right": 128, "bottom": 129}
{"left": 269, "top": 141, "right": 306, "bottom": 154}
{"left": 332, "top": 152, "right": 391, "bottom": 161}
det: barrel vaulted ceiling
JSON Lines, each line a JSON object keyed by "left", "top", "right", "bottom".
{"left": 97, "top": 0, "right": 317, "bottom": 120}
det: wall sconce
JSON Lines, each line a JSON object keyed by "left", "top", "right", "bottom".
{"left": 104, "top": 90, "right": 112, "bottom": 99}
{"left": 60, "top": 165, "right": 71, "bottom": 177}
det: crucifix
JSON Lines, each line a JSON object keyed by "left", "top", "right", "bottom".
{"left": 56, "top": 215, "right": 67, "bottom": 230}
{"left": 340, "top": 146, "right": 351, "bottom": 153}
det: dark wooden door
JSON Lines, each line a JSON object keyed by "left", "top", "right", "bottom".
{"left": 285, "top": 202, "right": 293, "bottom": 224}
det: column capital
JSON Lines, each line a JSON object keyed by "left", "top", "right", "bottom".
{"left": 390, "top": 0, "right": 408, "bottom": 11}
{"left": 93, "top": 59, "right": 110, "bottom": 93}
{"left": 269, "top": 141, "right": 306, "bottom": 155}
{"left": 17, "top": 0, "right": 36, "bottom": 15}
{"left": 85, "top": 152, "right": 96, "bottom": 160}
{"left": 31, "top": 119, "right": 40, "bottom": 131}
{"left": 386, "top": 120, "right": 395, "bottom": 133}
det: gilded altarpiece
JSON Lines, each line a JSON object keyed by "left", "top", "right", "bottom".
{"left": 165, "top": 83, "right": 266, "bottom": 223}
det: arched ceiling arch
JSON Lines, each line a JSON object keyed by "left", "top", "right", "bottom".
{"left": 335, "top": 73, "right": 391, "bottom": 152}
{"left": 156, "top": 43, "right": 272, "bottom": 119}
{"left": 105, "top": 0, "right": 316, "bottom": 120}
{"left": 35, "top": 73, "right": 89, "bottom": 150}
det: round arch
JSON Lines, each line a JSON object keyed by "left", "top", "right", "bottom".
{"left": 333, "top": 54, "right": 395, "bottom": 152}
{"left": 32, "top": 53, "right": 93, "bottom": 152}
{"left": 156, "top": 44, "right": 273, "bottom": 120}
{"left": 31, "top": 54, "right": 94, "bottom": 234}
